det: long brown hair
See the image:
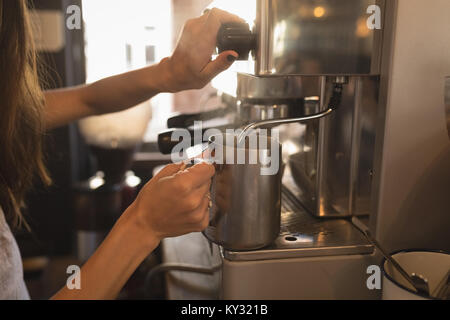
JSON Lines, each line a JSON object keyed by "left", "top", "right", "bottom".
{"left": 0, "top": 0, "right": 50, "bottom": 229}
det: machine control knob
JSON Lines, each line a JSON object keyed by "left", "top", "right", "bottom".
{"left": 216, "top": 22, "right": 257, "bottom": 60}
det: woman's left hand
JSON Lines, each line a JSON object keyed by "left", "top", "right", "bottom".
{"left": 160, "top": 8, "right": 245, "bottom": 92}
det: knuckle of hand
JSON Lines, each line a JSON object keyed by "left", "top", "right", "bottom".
{"left": 177, "top": 180, "right": 191, "bottom": 194}
{"left": 186, "top": 196, "right": 201, "bottom": 211}
{"left": 210, "top": 8, "right": 220, "bottom": 16}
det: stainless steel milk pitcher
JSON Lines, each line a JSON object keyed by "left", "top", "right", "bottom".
{"left": 203, "top": 132, "right": 282, "bottom": 251}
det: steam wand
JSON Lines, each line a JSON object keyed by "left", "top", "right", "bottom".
{"left": 238, "top": 78, "right": 346, "bottom": 142}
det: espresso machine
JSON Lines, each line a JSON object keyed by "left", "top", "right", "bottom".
{"left": 159, "top": 0, "right": 384, "bottom": 299}
{"left": 219, "top": 0, "right": 384, "bottom": 299}
{"left": 158, "top": 0, "right": 450, "bottom": 299}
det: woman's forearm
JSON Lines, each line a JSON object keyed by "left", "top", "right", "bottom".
{"left": 44, "top": 59, "right": 172, "bottom": 129}
{"left": 51, "top": 204, "right": 159, "bottom": 300}
{"left": 79, "top": 58, "right": 173, "bottom": 115}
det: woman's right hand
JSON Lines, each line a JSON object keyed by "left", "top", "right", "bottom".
{"left": 159, "top": 8, "right": 244, "bottom": 92}
{"left": 129, "top": 162, "right": 215, "bottom": 243}
{"left": 52, "top": 162, "right": 214, "bottom": 300}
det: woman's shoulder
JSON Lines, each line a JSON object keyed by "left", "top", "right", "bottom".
{"left": 0, "top": 207, "right": 30, "bottom": 300}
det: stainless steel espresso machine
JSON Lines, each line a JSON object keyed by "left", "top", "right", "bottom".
{"left": 159, "top": 0, "right": 391, "bottom": 300}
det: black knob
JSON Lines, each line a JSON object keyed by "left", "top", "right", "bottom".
{"left": 216, "top": 22, "right": 256, "bottom": 60}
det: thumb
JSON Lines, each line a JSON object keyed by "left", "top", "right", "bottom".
{"left": 200, "top": 50, "right": 238, "bottom": 81}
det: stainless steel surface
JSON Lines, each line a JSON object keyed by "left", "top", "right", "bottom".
{"left": 223, "top": 183, "right": 373, "bottom": 262}
{"left": 222, "top": 252, "right": 379, "bottom": 299}
{"left": 211, "top": 0, "right": 386, "bottom": 220}
{"left": 371, "top": 0, "right": 450, "bottom": 254}
{"left": 445, "top": 77, "right": 450, "bottom": 139}
{"left": 288, "top": 76, "right": 379, "bottom": 217}
{"left": 237, "top": 102, "right": 290, "bottom": 123}
{"left": 212, "top": 1, "right": 386, "bottom": 222}
{"left": 203, "top": 134, "right": 282, "bottom": 251}
{"left": 236, "top": 73, "right": 323, "bottom": 101}
{"left": 254, "top": 0, "right": 384, "bottom": 75}
{"left": 240, "top": 107, "right": 335, "bottom": 138}
{"left": 216, "top": 0, "right": 384, "bottom": 220}
{"left": 238, "top": 79, "right": 345, "bottom": 140}
{"left": 227, "top": 75, "right": 380, "bottom": 218}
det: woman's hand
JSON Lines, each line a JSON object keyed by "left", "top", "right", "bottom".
{"left": 160, "top": 8, "right": 245, "bottom": 92}
{"left": 130, "top": 162, "right": 215, "bottom": 244}
{"left": 52, "top": 162, "right": 214, "bottom": 300}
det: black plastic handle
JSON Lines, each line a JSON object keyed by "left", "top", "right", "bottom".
{"left": 167, "top": 107, "right": 230, "bottom": 129}
{"left": 158, "top": 126, "right": 230, "bottom": 155}
{"left": 167, "top": 113, "right": 203, "bottom": 129}
{"left": 158, "top": 129, "right": 195, "bottom": 155}
{"left": 216, "top": 22, "right": 256, "bottom": 60}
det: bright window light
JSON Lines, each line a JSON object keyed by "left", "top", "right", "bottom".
{"left": 82, "top": 0, "right": 173, "bottom": 142}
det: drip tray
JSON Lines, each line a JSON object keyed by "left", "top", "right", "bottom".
{"left": 223, "top": 186, "right": 374, "bottom": 262}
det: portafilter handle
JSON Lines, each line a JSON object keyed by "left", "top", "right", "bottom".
{"left": 167, "top": 107, "right": 231, "bottom": 129}
{"left": 158, "top": 125, "right": 231, "bottom": 155}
